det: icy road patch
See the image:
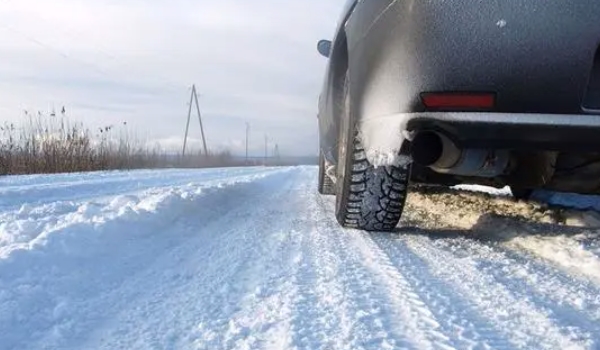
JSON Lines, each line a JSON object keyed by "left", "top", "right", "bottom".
{"left": 1, "top": 166, "right": 600, "bottom": 349}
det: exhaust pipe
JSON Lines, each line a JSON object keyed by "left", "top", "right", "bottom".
{"left": 411, "top": 131, "right": 509, "bottom": 178}
{"left": 411, "top": 131, "right": 444, "bottom": 167}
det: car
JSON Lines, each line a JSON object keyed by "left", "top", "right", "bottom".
{"left": 316, "top": 0, "right": 600, "bottom": 231}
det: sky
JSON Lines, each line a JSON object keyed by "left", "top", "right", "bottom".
{"left": 0, "top": 0, "right": 344, "bottom": 156}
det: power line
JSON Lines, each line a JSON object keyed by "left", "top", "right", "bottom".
{"left": 0, "top": 0, "right": 234, "bottom": 139}
{"left": 0, "top": 16, "right": 186, "bottom": 94}
{"left": 0, "top": 0, "right": 122, "bottom": 62}
{"left": 0, "top": 24, "right": 111, "bottom": 79}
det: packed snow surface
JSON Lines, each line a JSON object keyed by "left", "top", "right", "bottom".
{"left": 2, "top": 166, "right": 600, "bottom": 350}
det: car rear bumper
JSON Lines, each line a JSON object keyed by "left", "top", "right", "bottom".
{"left": 406, "top": 112, "right": 600, "bottom": 151}
{"left": 358, "top": 111, "right": 600, "bottom": 167}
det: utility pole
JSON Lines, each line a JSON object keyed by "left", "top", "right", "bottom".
{"left": 182, "top": 87, "right": 194, "bottom": 156}
{"left": 264, "top": 134, "right": 268, "bottom": 166}
{"left": 192, "top": 85, "right": 208, "bottom": 156}
{"left": 274, "top": 144, "right": 280, "bottom": 165}
{"left": 245, "top": 122, "right": 250, "bottom": 164}
{"left": 182, "top": 84, "right": 208, "bottom": 156}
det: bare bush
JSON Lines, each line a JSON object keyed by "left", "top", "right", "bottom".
{"left": 0, "top": 115, "right": 238, "bottom": 175}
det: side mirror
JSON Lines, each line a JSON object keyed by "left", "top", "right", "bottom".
{"left": 317, "top": 39, "right": 332, "bottom": 58}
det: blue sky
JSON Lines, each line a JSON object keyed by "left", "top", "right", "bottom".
{"left": 0, "top": 0, "right": 344, "bottom": 156}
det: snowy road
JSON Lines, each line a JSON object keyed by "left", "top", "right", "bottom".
{"left": 2, "top": 166, "right": 600, "bottom": 350}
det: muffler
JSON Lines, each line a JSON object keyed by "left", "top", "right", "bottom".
{"left": 411, "top": 131, "right": 510, "bottom": 178}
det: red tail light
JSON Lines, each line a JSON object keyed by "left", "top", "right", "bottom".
{"left": 421, "top": 92, "right": 495, "bottom": 110}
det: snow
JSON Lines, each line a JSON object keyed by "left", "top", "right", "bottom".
{"left": 505, "top": 232, "right": 600, "bottom": 285}
{"left": 2, "top": 166, "right": 600, "bottom": 349}
{"left": 358, "top": 115, "right": 412, "bottom": 167}
{"left": 453, "top": 184, "right": 512, "bottom": 196}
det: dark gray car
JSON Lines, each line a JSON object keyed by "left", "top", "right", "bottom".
{"left": 317, "top": 0, "right": 600, "bottom": 231}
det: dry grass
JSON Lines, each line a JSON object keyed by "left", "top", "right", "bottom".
{"left": 0, "top": 115, "right": 238, "bottom": 175}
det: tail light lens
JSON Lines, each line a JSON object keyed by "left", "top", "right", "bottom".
{"left": 421, "top": 92, "right": 496, "bottom": 110}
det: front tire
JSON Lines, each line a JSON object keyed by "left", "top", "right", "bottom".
{"left": 334, "top": 71, "right": 410, "bottom": 231}
{"left": 318, "top": 151, "right": 335, "bottom": 195}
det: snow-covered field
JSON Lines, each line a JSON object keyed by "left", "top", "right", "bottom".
{"left": 1, "top": 166, "right": 600, "bottom": 350}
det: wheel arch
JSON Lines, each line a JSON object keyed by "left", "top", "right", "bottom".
{"left": 320, "top": 28, "right": 350, "bottom": 166}
{"left": 335, "top": 0, "right": 419, "bottom": 164}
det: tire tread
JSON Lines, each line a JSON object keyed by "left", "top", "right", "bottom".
{"left": 337, "top": 134, "right": 410, "bottom": 231}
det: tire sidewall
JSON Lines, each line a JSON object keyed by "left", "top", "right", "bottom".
{"left": 335, "top": 71, "right": 355, "bottom": 221}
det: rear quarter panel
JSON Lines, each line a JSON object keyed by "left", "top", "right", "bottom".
{"left": 346, "top": 0, "right": 600, "bottom": 121}
{"left": 318, "top": 0, "right": 395, "bottom": 163}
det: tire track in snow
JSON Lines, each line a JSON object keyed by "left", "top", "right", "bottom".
{"left": 286, "top": 195, "right": 353, "bottom": 350}
{"left": 314, "top": 198, "right": 450, "bottom": 350}
{"left": 201, "top": 171, "right": 310, "bottom": 350}
{"left": 428, "top": 235, "right": 600, "bottom": 347}
{"left": 205, "top": 232, "right": 299, "bottom": 350}
{"left": 321, "top": 206, "right": 409, "bottom": 350}
{"left": 404, "top": 234, "right": 588, "bottom": 350}
{"left": 371, "top": 234, "right": 514, "bottom": 349}
{"left": 345, "top": 234, "right": 455, "bottom": 350}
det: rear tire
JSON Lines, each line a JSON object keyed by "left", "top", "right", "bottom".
{"left": 334, "top": 71, "right": 410, "bottom": 231}
{"left": 318, "top": 151, "right": 335, "bottom": 195}
{"left": 511, "top": 187, "right": 533, "bottom": 201}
